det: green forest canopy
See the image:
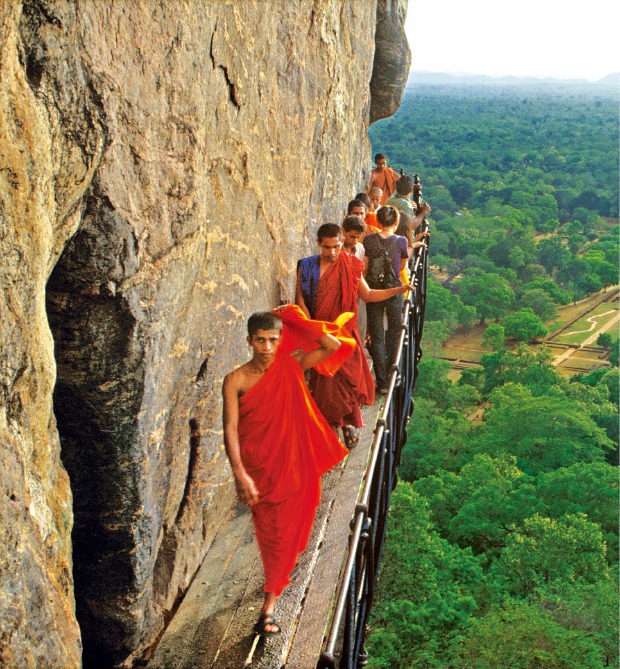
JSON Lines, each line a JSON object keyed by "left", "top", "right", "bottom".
{"left": 366, "top": 82, "right": 619, "bottom": 668}
{"left": 371, "top": 82, "right": 618, "bottom": 222}
{"left": 371, "top": 82, "right": 619, "bottom": 332}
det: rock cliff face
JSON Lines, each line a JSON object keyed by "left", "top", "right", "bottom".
{"left": 0, "top": 1, "right": 410, "bottom": 666}
{"left": 370, "top": 0, "right": 412, "bottom": 123}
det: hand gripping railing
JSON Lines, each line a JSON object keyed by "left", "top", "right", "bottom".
{"left": 317, "top": 209, "right": 429, "bottom": 669}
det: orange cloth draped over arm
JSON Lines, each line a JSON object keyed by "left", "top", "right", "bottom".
{"left": 310, "top": 253, "right": 375, "bottom": 428}
{"left": 237, "top": 307, "right": 349, "bottom": 595}
{"left": 276, "top": 304, "right": 356, "bottom": 376}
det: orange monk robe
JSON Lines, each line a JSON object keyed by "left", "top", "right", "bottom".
{"left": 364, "top": 212, "right": 381, "bottom": 242}
{"left": 368, "top": 166, "right": 399, "bottom": 204}
{"left": 364, "top": 211, "right": 380, "bottom": 236}
{"left": 237, "top": 306, "right": 349, "bottom": 596}
{"left": 310, "top": 252, "right": 375, "bottom": 429}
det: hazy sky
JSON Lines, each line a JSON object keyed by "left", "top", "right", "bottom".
{"left": 405, "top": 0, "right": 619, "bottom": 81}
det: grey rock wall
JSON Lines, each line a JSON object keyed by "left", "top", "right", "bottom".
{"left": 1, "top": 1, "right": 410, "bottom": 666}
{"left": 370, "top": 0, "right": 412, "bottom": 124}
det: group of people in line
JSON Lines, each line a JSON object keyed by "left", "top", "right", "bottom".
{"left": 222, "top": 154, "right": 431, "bottom": 637}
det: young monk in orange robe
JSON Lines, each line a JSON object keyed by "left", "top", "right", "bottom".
{"left": 296, "top": 223, "right": 413, "bottom": 448}
{"left": 354, "top": 192, "right": 381, "bottom": 237}
{"left": 222, "top": 306, "right": 351, "bottom": 636}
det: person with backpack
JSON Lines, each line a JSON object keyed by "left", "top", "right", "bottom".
{"left": 363, "top": 206, "right": 427, "bottom": 393}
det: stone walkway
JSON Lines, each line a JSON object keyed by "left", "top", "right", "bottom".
{"left": 146, "top": 401, "right": 383, "bottom": 669}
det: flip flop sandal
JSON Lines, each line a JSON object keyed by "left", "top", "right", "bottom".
{"left": 253, "top": 613, "right": 282, "bottom": 637}
{"left": 342, "top": 426, "right": 360, "bottom": 449}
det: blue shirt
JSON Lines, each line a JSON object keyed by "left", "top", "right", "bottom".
{"left": 297, "top": 255, "right": 321, "bottom": 317}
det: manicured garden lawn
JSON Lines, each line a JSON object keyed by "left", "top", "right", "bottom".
{"left": 554, "top": 306, "right": 618, "bottom": 345}
{"left": 545, "top": 291, "right": 616, "bottom": 333}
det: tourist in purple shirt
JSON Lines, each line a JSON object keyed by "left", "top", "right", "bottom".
{"left": 363, "top": 206, "right": 409, "bottom": 393}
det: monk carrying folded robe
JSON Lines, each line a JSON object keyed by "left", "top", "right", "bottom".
{"left": 222, "top": 305, "right": 352, "bottom": 637}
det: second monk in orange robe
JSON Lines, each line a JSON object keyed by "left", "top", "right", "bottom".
{"left": 296, "top": 223, "right": 413, "bottom": 447}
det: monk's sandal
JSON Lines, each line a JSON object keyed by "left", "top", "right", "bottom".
{"left": 342, "top": 426, "right": 360, "bottom": 449}
{"left": 253, "top": 613, "right": 282, "bottom": 637}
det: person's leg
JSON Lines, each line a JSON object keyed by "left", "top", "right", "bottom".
{"left": 357, "top": 296, "right": 367, "bottom": 344}
{"left": 366, "top": 301, "right": 387, "bottom": 390}
{"left": 385, "top": 293, "right": 404, "bottom": 375}
{"left": 251, "top": 503, "right": 287, "bottom": 635}
{"left": 252, "top": 484, "right": 320, "bottom": 635}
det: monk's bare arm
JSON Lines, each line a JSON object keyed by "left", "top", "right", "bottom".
{"left": 295, "top": 270, "right": 311, "bottom": 319}
{"left": 367, "top": 171, "right": 378, "bottom": 193}
{"left": 358, "top": 276, "right": 414, "bottom": 303}
{"left": 222, "top": 372, "right": 260, "bottom": 507}
{"left": 296, "top": 333, "right": 341, "bottom": 371}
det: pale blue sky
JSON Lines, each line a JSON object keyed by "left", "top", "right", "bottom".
{"left": 405, "top": 0, "right": 619, "bottom": 81}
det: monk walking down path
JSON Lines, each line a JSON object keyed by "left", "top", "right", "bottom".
{"left": 222, "top": 308, "right": 350, "bottom": 637}
{"left": 367, "top": 152, "right": 399, "bottom": 205}
{"left": 296, "top": 223, "right": 412, "bottom": 448}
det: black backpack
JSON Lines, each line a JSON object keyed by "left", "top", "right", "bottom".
{"left": 366, "top": 236, "right": 400, "bottom": 289}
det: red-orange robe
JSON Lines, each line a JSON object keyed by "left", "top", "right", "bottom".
{"left": 368, "top": 166, "right": 399, "bottom": 204}
{"left": 310, "top": 252, "right": 375, "bottom": 428}
{"left": 364, "top": 211, "right": 380, "bottom": 237}
{"left": 237, "top": 306, "right": 349, "bottom": 595}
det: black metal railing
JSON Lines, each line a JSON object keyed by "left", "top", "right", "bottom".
{"left": 317, "top": 192, "right": 429, "bottom": 669}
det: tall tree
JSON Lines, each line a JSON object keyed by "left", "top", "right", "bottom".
{"left": 536, "top": 462, "right": 619, "bottom": 562}
{"left": 537, "top": 237, "right": 568, "bottom": 276}
{"left": 457, "top": 270, "right": 516, "bottom": 324}
{"left": 502, "top": 308, "right": 548, "bottom": 343}
{"left": 518, "top": 288, "right": 558, "bottom": 320}
{"left": 489, "top": 513, "right": 609, "bottom": 597}
{"left": 576, "top": 273, "right": 603, "bottom": 296}
{"left": 478, "top": 385, "right": 614, "bottom": 474}
{"left": 481, "top": 323, "right": 505, "bottom": 351}
{"left": 367, "top": 484, "right": 483, "bottom": 669}
{"left": 593, "top": 260, "right": 619, "bottom": 288}
{"left": 532, "top": 580, "right": 619, "bottom": 668}
{"left": 458, "top": 600, "right": 607, "bottom": 669}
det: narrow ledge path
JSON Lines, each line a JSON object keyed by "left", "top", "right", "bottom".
{"left": 146, "top": 400, "right": 383, "bottom": 669}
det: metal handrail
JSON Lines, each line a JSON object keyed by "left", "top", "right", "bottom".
{"left": 318, "top": 216, "right": 429, "bottom": 669}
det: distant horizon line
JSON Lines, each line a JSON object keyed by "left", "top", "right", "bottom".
{"left": 409, "top": 69, "right": 619, "bottom": 83}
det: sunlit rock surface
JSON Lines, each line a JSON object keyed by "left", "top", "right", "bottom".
{"left": 0, "top": 1, "right": 409, "bottom": 665}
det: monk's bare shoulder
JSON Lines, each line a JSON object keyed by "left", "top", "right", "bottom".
{"left": 223, "top": 363, "right": 253, "bottom": 397}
